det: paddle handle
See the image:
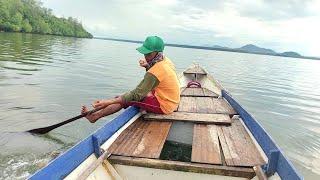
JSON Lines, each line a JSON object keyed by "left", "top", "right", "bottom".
{"left": 27, "top": 106, "right": 105, "bottom": 134}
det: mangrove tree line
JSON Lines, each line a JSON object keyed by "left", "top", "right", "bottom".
{"left": 0, "top": 0, "right": 93, "bottom": 38}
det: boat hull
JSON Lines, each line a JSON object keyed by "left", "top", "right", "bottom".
{"left": 29, "top": 64, "right": 302, "bottom": 180}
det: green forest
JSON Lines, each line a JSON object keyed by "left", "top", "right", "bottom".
{"left": 0, "top": 0, "right": 93, "bottom": 38}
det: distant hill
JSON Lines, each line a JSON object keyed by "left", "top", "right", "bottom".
{"left": 212, "top": 44, "right": 306, "bottom": 59}
{"left": 278, "top": 51, "right": 302, "bottom": 58}
{"left": 212, "top": 45, "right": 230, "bottom": 49}
{"left": 237, "top": 44, "right": 276, "bottom": 55}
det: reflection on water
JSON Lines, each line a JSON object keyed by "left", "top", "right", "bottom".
{"left": 1, "top": 32, "right": 320, "bottom": 179}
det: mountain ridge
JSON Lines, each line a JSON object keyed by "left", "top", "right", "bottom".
{"left": 213, "top": 44, "right": 305, "bottom": 58}
{"left": 95, "top": 37, "right": 319, "bottom": 60}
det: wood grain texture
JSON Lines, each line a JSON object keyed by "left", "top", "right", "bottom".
{"left": 178, "top": 96, "right": 197, "bottom": 112}
{"left": 192, "top": 124, "right": 222, "bottom": 164}
{"left": 203, "top": 88, "right": 218, "bottom": 97}
{"left": 144, "top": 112, "right": 231, "bottom": 124}
{"left": 181, "top": 88, "right": 197, "bottom": 96}
{"left": 217, "top": 120, "right": 267, "bottom": 167}
{"left": 108, "top": 118, "right": 172, "bottom": 159}
{"left": 181, "top": 88, "right": 219, "bottom": 98}
{"left": 178, "top": 97, "right": 237, "bottom": 115}
{"left": 109, "top": 155, "right": 255, "bottom": 178}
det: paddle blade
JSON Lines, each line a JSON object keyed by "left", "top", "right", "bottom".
{"left": 27, "top": 127, "right": 53, "bottom": 134}
{"left": 26, "top": 107, "right": 102, "bottom": 134}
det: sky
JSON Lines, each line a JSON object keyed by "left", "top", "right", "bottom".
{"left": 41, "top": 0, "right": 320, "bottom": 57}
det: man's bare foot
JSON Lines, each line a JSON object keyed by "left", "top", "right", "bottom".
{"left": 81, "top": 106, "right": 100, "bottom": 123}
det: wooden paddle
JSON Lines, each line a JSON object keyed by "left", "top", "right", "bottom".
{"left": 27, "top": 106, "right": 105, "bottom": 134}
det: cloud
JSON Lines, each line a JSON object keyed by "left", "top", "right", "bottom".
{"left": 235, "top": 0, "right": 316, "bottom": 20}
{"left": 41, "top": 0, "right": 320, "bottom": 56}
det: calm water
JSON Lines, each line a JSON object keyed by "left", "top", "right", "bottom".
{"left": 0, "top": 33, "right": 319, "bottom": 179}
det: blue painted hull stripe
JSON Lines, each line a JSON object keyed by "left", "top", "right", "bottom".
{"left": 29, "top": 106, "right": 139, "bottom": 180}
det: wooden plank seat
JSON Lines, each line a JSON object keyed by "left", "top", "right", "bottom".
{"left": 108, "top": 155, "right": 256, "bottom": 179}
{"left": 181, "top": 87, "right": 219, "bottom": 97}
{"left": 108, "top": 118, "right": 172, "bottom": 159}
{"left": 143, "top": 112, "right": 231, "bottom": 125}
{"left": 191, "top": 119, "right": 267, "bottom": 167}
{"left": 183, "top": 66, "right": 207, "bottom": 75}
{"left": 178, "top": 96, "right": 237, "bottom": 115}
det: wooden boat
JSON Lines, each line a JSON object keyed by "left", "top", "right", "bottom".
{"left": 30, "top": 64, "right": 303, "bottom": 180}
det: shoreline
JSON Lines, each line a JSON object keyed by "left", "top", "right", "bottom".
{"left": 0, "top": 31, "right": 93, "bottom": 39}
{"left": 94, "top": 37, "right": 320, "bottom": 61}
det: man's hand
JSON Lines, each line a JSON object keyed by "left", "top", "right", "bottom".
{"left": 139, "top": 59, "right": 148, "bottom": 68}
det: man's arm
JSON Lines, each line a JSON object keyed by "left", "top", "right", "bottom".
{"left": 92, "top": 72, "right": 159, "bottom": 108}
{"left": 122, "top": 72, "right": 159, "bottom": 103}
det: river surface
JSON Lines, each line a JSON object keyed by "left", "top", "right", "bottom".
{"left": 0, "top": 33, "right": 319, "bottom": 179}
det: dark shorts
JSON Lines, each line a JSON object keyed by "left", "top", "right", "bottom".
{"left": 122, "top": 92, "right": 164, "bottom": 114}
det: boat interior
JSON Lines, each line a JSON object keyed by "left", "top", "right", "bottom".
{"left": 65, "top": 65, "right": 270, "bottom": 180}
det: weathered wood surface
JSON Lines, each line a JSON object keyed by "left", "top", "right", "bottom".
{"left": 108, "top": 118, "right": 172, "bottom": 159}
{"left": 109, "top": 155, "right": 255, "bottom": 178}
{"left": 203, "top": 88, "right": 219, "bottom": 97}
{"left": 217, "top": 120, "right": 267, "bottom": 167}
{"left": 181, "top": 88, "right": 218, "bottom": 98}
{"left": 178, "top": 96, "right": 197, "bottom": 112}
{"left": 144, "top": 112, "right": 231, "bottom": 124}
{"left": 178, "top": 96, "right": 237, "bottom": 115}
{"left": 192, "top": 124, "right": 222, "bottom": 164}
{"left": 183, "top": 66, "right": 207, "bottom": 75}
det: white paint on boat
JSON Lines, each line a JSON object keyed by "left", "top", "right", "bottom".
{"left": 113, "top": 164, "right": 247, "bottom": 180}
{"left": 64, "top": 154, "right": 111, "bottom": 180}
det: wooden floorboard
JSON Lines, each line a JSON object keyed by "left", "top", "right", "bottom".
{"left": 181, "top": 88, "right": 218, "bottom": 97}
{"left": 192, "top": 124, "right": 222, "bottom": 164}
{"left": 144, "top": 112, "right": 231, "bottom": 124}
{"left": 217, "top": 120, "right": 267, "bottom": 167}
{"left": 108, "top": 118, "right": 172, "bottom": 159}
{"left": 108, "top": 155, "right": 255, "bottom": 178}
{"left": 178, "top": 96, "right": 237, "bottom": 115}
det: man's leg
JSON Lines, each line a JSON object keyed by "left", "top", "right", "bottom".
{"left": 81, "top": 103, "right": 123, "bottom": 123}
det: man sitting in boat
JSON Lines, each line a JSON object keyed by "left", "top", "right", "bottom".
{"left": 81, "top": 36, "right": 180, "bottom": 123}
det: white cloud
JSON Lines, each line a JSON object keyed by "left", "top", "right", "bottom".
{"left": 41, "top": 0, "right": 320, "bottom": 56}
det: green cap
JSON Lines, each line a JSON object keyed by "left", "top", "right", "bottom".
{"left": 136, "top": 36, "right": 165, "bottom": 54}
